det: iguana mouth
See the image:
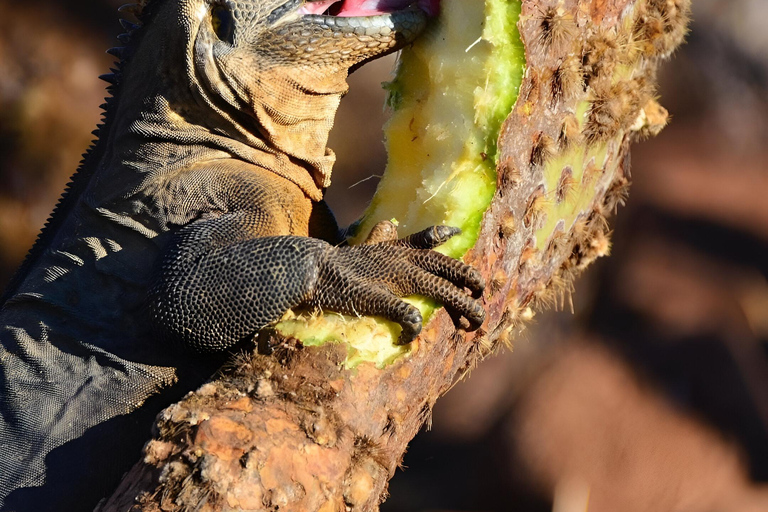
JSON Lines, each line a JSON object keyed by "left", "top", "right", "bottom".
{"left": 294, "top": 0, "right": 437, "bottom": 38}
{"left": 279, "top": 0, "right": 434, "bottom": 43}
{"left": 298, "top": 0, "right": 439, "bottom": 18}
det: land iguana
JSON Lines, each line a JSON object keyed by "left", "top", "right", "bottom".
{"left": 0, "top": 0, "right": 485, "bottom": 509}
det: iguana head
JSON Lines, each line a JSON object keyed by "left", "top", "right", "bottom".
{"left": 126, "top": 0, "right": 433, "bottom": 96}
{"left": 112, "top": 0, "right": 437, "bottom": 197}
{"left": 177, "top": 0, "right": 434, "bottom": 109}
{"left": 221, "top": 0, "right": 431, "bottom": 66}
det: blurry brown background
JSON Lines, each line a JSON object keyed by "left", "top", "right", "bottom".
{"left": 1, "top": 1, "right": 767, "bottom": 510}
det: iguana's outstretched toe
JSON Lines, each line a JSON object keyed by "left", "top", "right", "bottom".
{"left": 393, "top": 225, "right": 461, "bottom": 250}
{"left": 312, "top": 225, "right": 485, "bottom": 344}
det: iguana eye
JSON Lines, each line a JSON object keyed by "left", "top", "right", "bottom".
{"left": 211, "top": 5, "right": 235, "bottom": 43}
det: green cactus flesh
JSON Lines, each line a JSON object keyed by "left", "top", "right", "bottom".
{"left": 276, "top": 0, "right": 525, "bottom": 368}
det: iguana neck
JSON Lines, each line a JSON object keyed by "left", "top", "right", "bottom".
{"left": 95, "top": 19, "right": 350, "bottom": 204}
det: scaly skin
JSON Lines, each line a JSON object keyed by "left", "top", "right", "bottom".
{"left": 0, "top": 1, "right": 484, "bottom": 510}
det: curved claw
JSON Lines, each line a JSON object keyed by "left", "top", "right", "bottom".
{"left": 395, "top": 306, "right": 423, "bottom": 345}
{"left": 464, "top": 300, "right": 486, "bottom": 331}
{"left": 465, "top": 268, "right": 485, "bottom": 299}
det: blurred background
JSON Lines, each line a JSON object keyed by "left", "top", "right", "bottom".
{"left": 1, "top": 0, "right": 767, "bottom": 510}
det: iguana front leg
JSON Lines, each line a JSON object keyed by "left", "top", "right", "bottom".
{"left": 149, "top": 212, "right": 484, "bottom": 352}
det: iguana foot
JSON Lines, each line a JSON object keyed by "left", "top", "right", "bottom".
{"left": 312, "top": 225, "right": 485, "bottom": 344}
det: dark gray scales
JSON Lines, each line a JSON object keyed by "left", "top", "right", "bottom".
{"left": 0, "top": 1, "right": 485, "bottom": 510}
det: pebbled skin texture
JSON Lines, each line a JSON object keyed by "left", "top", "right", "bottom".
{"left": 0, "top": 1, "right": 484, "bottom": 510}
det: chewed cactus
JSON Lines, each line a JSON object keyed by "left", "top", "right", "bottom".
{"left": 275, "top": 0, "right": 524, "bottom": 367}
{"left": 276, "top": 0, "right": 690, "bottom": 368}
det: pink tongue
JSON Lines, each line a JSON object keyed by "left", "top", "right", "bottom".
{"left": 300, "top": 0, "right": 440, "bottom": 17}
{"left": 336, "top": 0, "right": 440, "bottom": 16}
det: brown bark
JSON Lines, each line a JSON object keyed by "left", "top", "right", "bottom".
{"left": 97, "top": 0, "right": 690, "bottom": 510}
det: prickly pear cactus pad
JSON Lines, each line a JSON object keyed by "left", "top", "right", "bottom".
{"left": 104, "top": 1, "right": 691, "bottom": 510}
{"left": 478, "top": 0, "right": 688, "bottom": 345}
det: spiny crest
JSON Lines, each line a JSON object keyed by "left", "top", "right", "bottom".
{"left": 98, "top": 3, "right": 159, "bottom": 102}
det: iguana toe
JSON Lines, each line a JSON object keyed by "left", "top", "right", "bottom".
{"left": 395, "top": 225, "right": 462, "bottom": 250}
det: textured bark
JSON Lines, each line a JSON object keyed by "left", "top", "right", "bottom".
{"left": 98, "top": 0, "right": 689, "bottom": 510}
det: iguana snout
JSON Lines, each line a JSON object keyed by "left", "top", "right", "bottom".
{"left": 266, "top": 0, "right": 434, "bottom": 66}
{"left": 186, "top": 0, "right": 434, "bottom": 72}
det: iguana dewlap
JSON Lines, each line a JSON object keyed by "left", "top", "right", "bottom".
{"left": 0, "top": 1, "right": 484, "bottom": 510}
